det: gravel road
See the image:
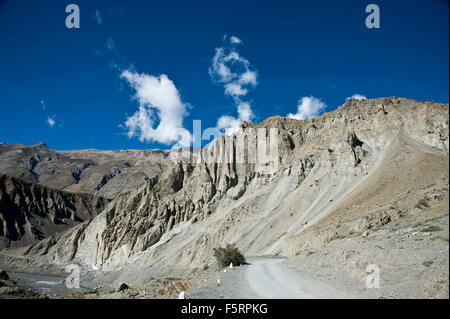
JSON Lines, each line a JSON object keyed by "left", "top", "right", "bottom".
{"left": 188, "top": 257, "right": 354, "bottom": 299}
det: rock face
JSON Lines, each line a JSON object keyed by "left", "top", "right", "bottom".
{"left": 0, "top": 143, "right": 169, "bottom": 199}
{"left": 0, "top": 173, "right": 108, "bottom": 249}
{"left": 1, "top": 97, "right": 449, "bottom": 289}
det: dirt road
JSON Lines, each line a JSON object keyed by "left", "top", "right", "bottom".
{"left": 188, "top": 257, "right": 354, "bottom": 299}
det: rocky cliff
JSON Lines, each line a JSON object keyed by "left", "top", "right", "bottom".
{"left": 6, "top": 97, "right": 447, "bottom": 287}
{"left": 0, "top": 174, "right": 108, "bottom": 249}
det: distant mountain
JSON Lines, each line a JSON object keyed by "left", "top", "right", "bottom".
{"left": 0, "top": 143, "right": 170, "bottom": 199}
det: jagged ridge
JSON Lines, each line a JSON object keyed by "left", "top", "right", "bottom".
{"left": 3, "top": 97, "right": 449, "bottom": 285}
{"left": 0, "top": 173, "right": 109, "bottom": 249}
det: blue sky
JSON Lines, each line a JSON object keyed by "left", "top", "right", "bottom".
{"left": 0, "top": 0, "right": 448, "bottom": 150}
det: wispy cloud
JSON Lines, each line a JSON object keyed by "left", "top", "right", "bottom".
{"left": 106, "top": 37, "right": 117, "bottom": 52}
{"left": 287, "top": 96, "right": 327, "bottom": 120}
{"left": 99, "top": 37, "right": 134, "bottom": 73}
{"left": 120, "top": 70, "right": 191, "bottom": 147}
{"left": 347, "top": 94, "right": 367, "bottom": 100}
{"left": 47, "top": 116, "right": 56, "bottom": 127}
{"left": 95, "top": 10, "right": 103, "bottom": 25}
{"left": 230, "top": 35, "right": 242, "bottom": 44}
{"left": 40, "top": 100, "right": 61, "bottom": 129}
{"left": 209, "top": 35, "right": 258, "bottom": 134}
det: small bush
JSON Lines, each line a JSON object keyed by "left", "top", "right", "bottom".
{"left": 415, "top": 197, "right": 430, "bottom": 209}
{"left": 0, "top": 270, "right": 9, "bottom": 280}
{"left": 327, "top": 234, "right": 346, "bottom": 243}
{"left": 213, "top": 243, "right": 246, "bottom": 268}
{"left": 423, "top": 260, "right": 433, "bottom": 267}
{"left": 413, "top": 221, "right": 423, "bottom": 228}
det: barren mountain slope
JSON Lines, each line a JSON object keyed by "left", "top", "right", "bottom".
{"left": 282, "top": 132, "right": 449, "bottom": 298}
{"left": 1, "top": 97, "right": 448, "bottom": 297}
{"left": 0, "top": 174, "right": 108, "bottom": 249}
{"left": 0, "top": 143, "right": 169, "bottom": 198}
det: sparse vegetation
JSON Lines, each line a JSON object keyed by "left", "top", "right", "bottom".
{"left": 349, "top": 230, "right": 363, "bottom": 237}
{"left": 421, "top": 225, "right": 443, "bottom": 232}
{"left": 425, "top": 213, "right": 449, "bottom": 223}
{"left": 327, "top": 230, "right": 362, "bottom": 243}
{"left": 413, "top": 221, "right": 423, "bottom": 228}
{"left": 66, "top": 292, "right": 86, "bottom": 299}
{"left": 6, "top": 288, "right": 40, "bottom": 299}
{"left": 82, "top": 289, "right": 100, "bottom": 296}
{"left": 327, "top": 234, "right": 347, "bottom": 243}
{"left": 165, "top": 277, "right": 182, "bottom": 281}
{"left": 415, "top": 196, "right": 430, "bottom": 209}
{"left": 213, "top": 243, "right": 246, "bottom": 268}
{"left": 0, "top": 278, "right": 42, "bottom": 299}
{"left": 423, "top": 260, "right": 434, "bottom": 267}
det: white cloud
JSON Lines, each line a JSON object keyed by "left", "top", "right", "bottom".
{"left": 347, "top": 94, "right": 367, "bottom": 100}
{"left": 121, "top": 70, "right": 191, "bottom": 147}
{"left": 287, "top": 96, "right": 327, "bottom": 120}
{"left": 47, "top": 116, "right": 55, "bottom": 127}
{"left": 41, "top": 101, "right": 60, "bottom": 128}
{"left": 239, "top": 70, "right": 257, "bottom": 86}
{"left": 209, "top": 36, "right": 258, "bottom": 134}
{"left": 237, "top": 102, "right": 253, "bottom": 122}
{"left": 217, "top": 102, "right": 254, "bottom": 135}
{"left": 209, "top": 48, "right": 234, "bottom": 83}
{"left": 95, "top": 10, "right": 102, "bottom": 25}
{"left": 217, "top": 115, "right": 241, "bottom": 134}
{"left": 230, "top": 35, "right": 242, "bottom": 44}
{"left": 224, "top": 82, "right": 248, "bottom": 97}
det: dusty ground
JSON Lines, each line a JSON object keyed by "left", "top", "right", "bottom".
{"left": 282, "top": 133, "right": 449, "bottom": 299}
{"left": 286, "top": 199, "right": 449, "bottom": 298}
{"left": 187, "top": 257, "right": 354, "bottom": 299}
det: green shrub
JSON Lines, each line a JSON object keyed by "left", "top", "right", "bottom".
{"left": 421, "top": 226, "right": 443, "bottom": 232}
{"left": 327, "top": 233, "right": 346, "bottom": 243}
{"left": 213, "top": 243, "right": 246, "bottom": 268}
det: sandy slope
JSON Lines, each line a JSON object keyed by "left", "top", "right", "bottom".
{"left": 282, "top": 131, "right": 449, "bottom": 298}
